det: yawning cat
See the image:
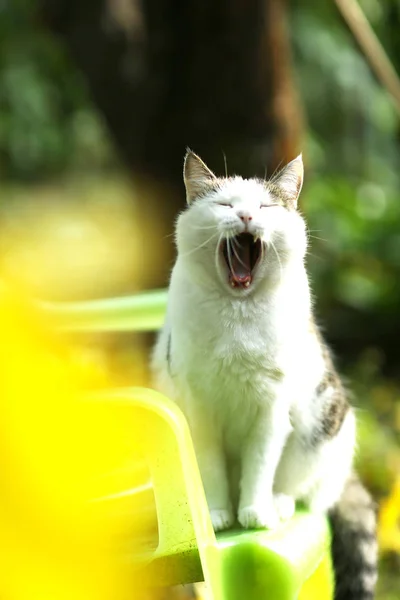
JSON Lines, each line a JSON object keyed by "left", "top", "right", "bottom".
{"left": 152, "top": 150, "right": 377, "bottom": 600}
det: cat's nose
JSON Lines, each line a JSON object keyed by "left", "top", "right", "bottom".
{"left": 237, "top": 211, "right": 253, "bottom": 225}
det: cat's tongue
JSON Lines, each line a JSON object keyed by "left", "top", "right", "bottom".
{"left": 230, "top": 240, "right": 252, "bottom": 286}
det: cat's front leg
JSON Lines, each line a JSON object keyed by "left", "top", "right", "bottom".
{"left": 187, "top": 404, "right": 233, "bottom": 532}
{"left": 238, "top": 402, "right": 292, "bottom": 529}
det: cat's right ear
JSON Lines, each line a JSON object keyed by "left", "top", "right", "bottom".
{"left": 183, "top": 149, "right": 217, "bottom": 204}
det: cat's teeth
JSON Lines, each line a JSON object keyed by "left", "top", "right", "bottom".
{"left": 231, "top": 281, "right": 236, "bottom": 288}
{"left": 244, "top": 281, "right": 250, "bottom": 287}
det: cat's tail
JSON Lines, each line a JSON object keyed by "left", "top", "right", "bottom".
{"left": 328, "top": 473, "right": 378, "bottom": 600}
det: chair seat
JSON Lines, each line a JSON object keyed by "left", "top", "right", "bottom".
{"left": 142, "top": 511, "right": 332, "bottom": 600}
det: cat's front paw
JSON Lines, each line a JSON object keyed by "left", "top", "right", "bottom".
{"left": 238, "top": 502, "right": 280, "bottom": 530}
{"left": 238, "top": 494, "right": 295, "bottom": 529}
{"left": 210, "top": 508, "right": 234, "bottom": 532}
{"left": 274, "top": 493, "right": 295, "bottom": 522}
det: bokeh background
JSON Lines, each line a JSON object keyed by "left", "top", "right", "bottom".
{"left": 1, "top": 0, "right": 399, "bottom": 598}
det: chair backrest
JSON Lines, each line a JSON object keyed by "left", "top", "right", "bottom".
{"left": 41, "top": 289, "right": 168, "bottom": 333}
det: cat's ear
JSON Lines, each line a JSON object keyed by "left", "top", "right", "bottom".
{"left": 183, "top": 149, "right": 217, "bottom": 204}
{"left": 272, "top": 154, "right": 304, "bottom": 208}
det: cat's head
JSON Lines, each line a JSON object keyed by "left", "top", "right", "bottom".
{"left": 176, "top": 150, "right": 307, "bottom": 294}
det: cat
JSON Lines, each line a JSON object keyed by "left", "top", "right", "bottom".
{"left": 151, "top": 150, "right": 378, "bottom": 600}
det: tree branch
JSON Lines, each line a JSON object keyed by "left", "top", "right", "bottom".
{"left": 335, "top": 0, "right": 400, "bottom": 113}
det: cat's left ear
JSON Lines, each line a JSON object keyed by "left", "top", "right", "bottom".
{"left": 183, "top": 149, "right": 217, "bottom": 204}
{"left": 273, "top": 154, "right": 304, "bottom": 208}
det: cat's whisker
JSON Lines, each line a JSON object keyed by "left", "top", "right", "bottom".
{"left": 215, "top": 233, "right": 223, "bottom": 270}
{"left": 306, "top": 251, "right": 322, "bottom": 261}
{"left": 180, "top": 231, "right": 219, "bottom": 258}
{"left": 222, "top": 152, "right": 228, "bottom": 178}
{"left": 188, "top": 223, "right": 219, "bottom": 230}
{"left": 267, "top": 158, "right": 285, "bottom": 183}
{"left": 230, "top": 237, "right": 248, "bottom": 270}
{"left": 230, "top": 234, "right": 239, "bottom": 246}
{"left": 230, "top": 234, "right": 239, "bottom": 249}
{"left": 226, "top": 238, "right": 234, "bottom": 275}
{"left": 269, "top": 239, "right": 283, "bottom": 282}
{"left": 308, "top": 234, "right": 328, "bottom": 243}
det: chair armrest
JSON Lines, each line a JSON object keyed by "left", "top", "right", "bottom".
{"left": 91, "top": 389, "right": 333, "bottom": 599}
{"left": 91, "top": 388, "right": 216, "bottom": 588}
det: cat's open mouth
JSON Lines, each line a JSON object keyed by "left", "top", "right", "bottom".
{"left": 221, "top": 233, "right": 262, "bottom": 288}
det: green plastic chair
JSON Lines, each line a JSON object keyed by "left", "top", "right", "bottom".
{"left": 43, "top": 290, "right": 334, "bottom": 600}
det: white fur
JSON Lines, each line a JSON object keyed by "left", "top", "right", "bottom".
{"left": 152, "top": 169, "right": 356, "bottom": 531}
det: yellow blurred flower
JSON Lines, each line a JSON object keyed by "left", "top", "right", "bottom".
{"left": 0, "top": 283, "right": 156, "bottom": 600}
{"left": 378, "top": 477, "right": 400, "bottom": 554}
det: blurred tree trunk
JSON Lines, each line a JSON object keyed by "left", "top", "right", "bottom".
{"left": 41, "top": 0, "right": 302, "bottom": 289}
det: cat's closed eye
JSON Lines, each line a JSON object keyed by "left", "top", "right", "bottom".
{"left": 217, "top": 202, "right": 233, "bottom": 208}
{"left": 260, "top": 203, "right": 279, "bottom": 208}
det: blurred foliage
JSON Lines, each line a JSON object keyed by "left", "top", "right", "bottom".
{"left": 1, "top": 0, "right": 400, "bottom": 333}
{"left": 291, "top": 0, "right": 400, "bottom": 179}
{"left": 0, "top": 0, "right": 114, "bottom": 180}
{"left": 290, "top": 0, "right": 400, "bottom": 370}
{"left": 305, "top": 176, "right": 399, "bottom": 315}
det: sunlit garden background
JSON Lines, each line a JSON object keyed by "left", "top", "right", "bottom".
{"left": 1, "top": 0, "right": 399, "bottom": 598}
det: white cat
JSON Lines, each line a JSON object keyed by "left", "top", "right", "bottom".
{"left": 152, "top": 151, "right": 377, "bottom": 600}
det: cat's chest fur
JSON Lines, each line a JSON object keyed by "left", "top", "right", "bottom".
{"left": 168, "top": 270, "right": 309, "bottom": 416}
{"left": 189, "top": 309, "right": 278, "bottom": 406}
